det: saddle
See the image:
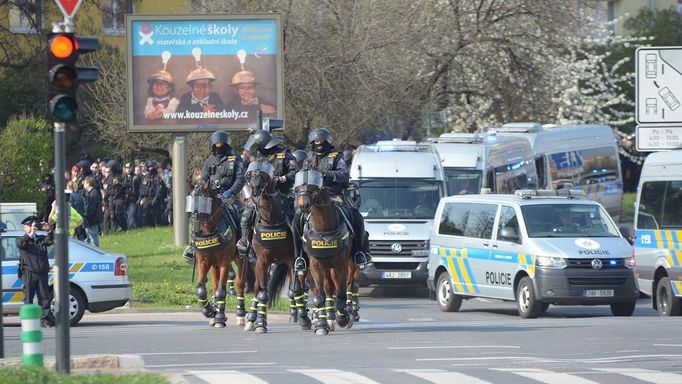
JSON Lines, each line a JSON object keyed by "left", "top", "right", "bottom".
{"left": 301, "top": 205, "right": 351, "bottom": 259}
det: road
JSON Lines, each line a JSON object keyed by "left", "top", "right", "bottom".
{"left": 3, "top": 287, "right": 682, "bottom": 384}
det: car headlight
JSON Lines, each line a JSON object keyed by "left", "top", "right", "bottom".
{"left": 536, "top": 256, "right": 567, "bottom": 269}
{"left": 624, "top": 256, "right": 636, "bottom": 269}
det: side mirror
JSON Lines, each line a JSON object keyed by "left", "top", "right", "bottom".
{"left": 500, "top": 227, "right": 519, "bottom": 242}
{"left": 619, "top": 225, "right": 634, "bottom": 245}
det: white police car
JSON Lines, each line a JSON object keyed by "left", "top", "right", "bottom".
{"left": 1, "top": 230, "right": 131, "bottom": 325}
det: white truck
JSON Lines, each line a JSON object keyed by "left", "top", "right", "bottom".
{"left": 350, "top": 140, "right": 446, "bottom": 286}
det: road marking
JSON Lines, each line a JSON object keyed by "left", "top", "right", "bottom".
{"left": 594, "top": 368, "right": 682, "bottom": 383}
{"left": 290, "top": 369, "right": 380, "bottom": 384}
{"left": 397, "top": 369, "right": 492, "bottom": 384}
{"left": 416, "top": 356, "right": 556, "bottom": 363}
{"left": 139, "top": 350, "right": 257, "bottom": 356}
{"left": 188, "top": 370, "right": 267, "bottom": 384}
{"left": 147, "top": 362, "right": 275, "bottom": 368}
{"left": 495, "top": 368, "right": 599, "bottom": 384}
{"left": 654, "top": 344, "right": 682, "bottom": 347}
{"left": 406, "top": 318, "right": 436, "bottom": 321}
{"left": 390, "top": 345, "right": 519, "bottom": 350}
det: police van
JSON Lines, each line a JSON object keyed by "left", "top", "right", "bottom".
{"left": 632, "top": 149, "right": 682, "bottom": 316}
{"left": 496, "top": 123, "right": 624, "bottom": 221}
{"left": 350, "top": 140, "right": 446, "bottom": 286}
{"left": 431, "top": 131, "right": 538, "bottom": 196}
{"left": 427, "top": 190, "right": 637, "bottom": 318}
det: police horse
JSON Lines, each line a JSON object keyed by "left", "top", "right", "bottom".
{"left": 295, "top": 168, "right": 354, "bottom": 335}
{"left": 238, "top": 159, "right": 311, "bottom": 333}
{"left": 186, "top": 184, "right": 243, "bottom": 327}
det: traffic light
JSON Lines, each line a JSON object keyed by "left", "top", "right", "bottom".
{"left": 47, "top": 33, "right": 100, "bottom": 123}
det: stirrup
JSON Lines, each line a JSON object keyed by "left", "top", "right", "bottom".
{"left": 236, "top": 237, "right": 249, "bottom": 257}
{"left": 294, "top": 256, "right": 307, "bottom": 272}
{"left": 182, "top": 246, "right": 194, "bottom": 261}
{"left": 353, "top": 251, "right": 370, "bottom": 270}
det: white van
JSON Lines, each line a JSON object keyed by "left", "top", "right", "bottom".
{"left": 350, "top": 140, "right": 446, "bottom": 286}
{"left": 497, "top": 123, "right": 624, "bottom": 221}
{"left": 632, "top": 149, "right": 682, "bottom": 316}
{"left": 431, "top": 131, "right": 538, "bottom": 196}
{"left": 427, "top": 190, "right": 637, "bottom": 318}
{"left": 0, "top": 203, "right": 38, "bottom": 230}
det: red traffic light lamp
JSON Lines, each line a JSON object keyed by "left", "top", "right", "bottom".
{"left": 49, "top": 34, "right": 77, "bottom": 60}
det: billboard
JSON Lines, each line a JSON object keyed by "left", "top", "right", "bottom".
{"left": 126, "top": 14, "right": 283, "bottom": 132}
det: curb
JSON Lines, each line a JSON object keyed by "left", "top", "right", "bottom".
{"left": 0, "top": 354, "right": 145, "bottom": 370}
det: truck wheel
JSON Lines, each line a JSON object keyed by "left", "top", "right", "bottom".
{"left": 516, "top": 277, "right": 542, "bottom": 318}
{"left": 436, "top": 272, "right": 462, "bottom": 312}
{"left": 656, "top": 277, "right": 681, "bottom": 316}
{"left": 610, "top": 301, "right": 636, "bottom": 316}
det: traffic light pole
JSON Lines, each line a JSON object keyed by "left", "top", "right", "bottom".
{"left": 53, "top": 121, "right": 70, "bottom": 374}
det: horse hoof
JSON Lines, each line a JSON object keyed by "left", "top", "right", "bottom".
{"left": 214, "top": 322, "right": 226, "bottom": 328}
{"left": 208, "top": 319, "right": 216, "bottom": 327}
{"left": 338, "top": 315, "right": 353, "bottom": 329}
{"left": 236, "top": 316, "right": 245, "bottom": 326}
{"left": 353, "top": 312, "right": 360, "bottom": 322}
{"left": 289, "top": 315, "right": 299, "bottom": 324}
{"left": 327, "top": 319, "right": 336, "bottom": 331}
{"left": 315, "top": 328, "right": 329, "bottom": 336}
{"left": 255, "top": 326, "right": 268, "bottom": 334}
{"left": 244, "top": 321, "right": 255, "bottom": 332}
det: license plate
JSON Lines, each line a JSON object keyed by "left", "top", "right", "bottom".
{"left": 583, "top": 289, "right": 614, "bottom": 297}
{"left": 381, "top": 271, "right": 412, "bottom": 279}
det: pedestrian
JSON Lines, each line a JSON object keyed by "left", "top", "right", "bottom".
{"left": 47, "top": 195, "right": 83, "bottom": 238}
{"left": 83, "top": 176, "right": 103, "bottom": 247}
{"left": 16, "top": 215, "right": 55, "bottom": 327}
{"left": 66, "top": 181, "right": 87, "bottom": 240}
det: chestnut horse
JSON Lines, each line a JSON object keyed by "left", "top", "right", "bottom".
{"left": 187, "top": 184, "right": 243, "bottom": 328}
{"left": 295, "top": 168, "right": 354, "bottom": 335}
{"left": 240, "top": 159, "right": 311, "bottom": 333}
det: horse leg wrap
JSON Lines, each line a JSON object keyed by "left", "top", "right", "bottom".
{"left": 256, "top": 290, "right": 268, "bottom": 304}
{"left": 288, "top": 290, "right": 298, "bottom": 319}
{"left": 215, "top": 285, "right": 227, "bottom": 312}
{"left": 227, "top": 271, "right": 237, "bottom": 296}
{"left": 247, "top": 298, "right": 258, "bottom": 323}
{"left": 196, "top": 283, "right": 208, "bottom": 302}
{"left": 197, "top": 283, "right": 215, "bottom": 317}
{"left": 326, "top": 296, "right": 336, "bottom": 320}
{"left": 236, "top": 296, "right": 246, "bottom": 318}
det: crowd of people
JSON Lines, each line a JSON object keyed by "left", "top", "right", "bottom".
{"left": 40, "top": 154, "right": 173, "bottom": 247}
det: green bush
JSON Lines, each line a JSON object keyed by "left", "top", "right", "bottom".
{"left": 0, "top": 366, "right": 166, "bottom": 384}
{"left": 0, "top": 116, "right": 52, "bottom": 209}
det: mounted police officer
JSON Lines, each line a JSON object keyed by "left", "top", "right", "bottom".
{"left": 236, "top": 130, "right": 299, "bottom": 257}
{"left": 183, "top": 130, "right": 245, "bottom": 260}
{"left": 292, "top": 128, "right": 372, "bottom": 271}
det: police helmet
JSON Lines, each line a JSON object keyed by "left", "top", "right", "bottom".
{"left": 292, "top": 150, "right": 307, "bottom": 164}
{"left": 244, "top": 130, "right": 283, "bottom": 152}
{"left": 210, "top": 130, "right": 231, "bottom": 147}
{"left": 106, "top": 159, "right": 120, "bottom": 170}
{"left": 308, "top": 128, "right": 332, "bottom": 145}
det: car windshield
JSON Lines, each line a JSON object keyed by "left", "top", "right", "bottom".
{"left": 521, "top": 203, "right": 620, "bottom": 238}
{"left": 444, "top": 168, "right": 481, "bottom": 195}
{"left": 359, "top": 179, "right": 442, "bottom": 219}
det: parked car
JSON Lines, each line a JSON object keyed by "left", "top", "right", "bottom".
{"left": 1, "top": 230, "right": 131, "bottom": 325}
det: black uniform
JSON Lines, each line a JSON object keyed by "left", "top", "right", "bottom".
{"left": 105, "top": 169, "right": 127, "bottom": 231}
{"left": 16, "top": 218, "right": 55, "bottom": 326}
{"left": 124, "top": 171, "right": 141, "bottom": 229}
{"left": 138, "top": 169, "right": 165, "bottom": 227}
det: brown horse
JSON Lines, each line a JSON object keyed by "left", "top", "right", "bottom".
{"left": 240, "top": 159, "right": 311, "bottom": 333}
{"left": 295, "top": 169, "right": 354, "bottom": 335}
{"left": 187, "top": 184, "right": 242, "bottom": 328}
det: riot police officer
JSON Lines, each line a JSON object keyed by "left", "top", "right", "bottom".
{"left": 183, "top": 131, "right": 245, "bottom": 260}
{"left": 236, "top": 130, "right": 299, "bottom": 256}
{"left": 292, "top": 128, "right": 372, "bottom": 271}
{"left": 104, "top": 160, "right": 127, "bottom": 231}
{"left": 291, "top": 149, "right": 307, "bottom": 170}
{"left": 123, "top": 162, "right": 140, "bottom": 229}
{"left": 138, "top": 160, "right": 165, "bottom": 227}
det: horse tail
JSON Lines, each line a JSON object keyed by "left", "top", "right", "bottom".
{"left": 267, "top": 263, "right": 289, "bottom": 309}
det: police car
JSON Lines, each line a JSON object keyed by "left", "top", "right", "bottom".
{"left": 1, "top": 230, "right": 131, "bottom": 325}
{"left": 427, "top": 190, "right": 637, "bottom": 318}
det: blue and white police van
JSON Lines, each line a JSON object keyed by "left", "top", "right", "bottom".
{"left": 427, "top": 190, "right": 637, "bottom": 318}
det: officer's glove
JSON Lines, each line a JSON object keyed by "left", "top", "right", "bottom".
{"left": 276, "top": 176, "right": 287, "bottom": 184}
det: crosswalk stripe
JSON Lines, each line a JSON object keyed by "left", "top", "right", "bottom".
{"left": 289, "top": 369, "right": 381, "bottom": 384}
{"left": 187, "top": 370, "right": 268, "bottom": 384}
{"left": 495, "top": 368, "right": 600, "bottom": 384}
{"left": 594, "top": 368, "right": 682, "bottom": 384}
{"left": 398, "top": 369, "right": 492, "bottom": 384}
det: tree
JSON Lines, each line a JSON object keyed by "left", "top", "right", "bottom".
{"left": 0, "top": 115, "right": 52, "bottom": 203}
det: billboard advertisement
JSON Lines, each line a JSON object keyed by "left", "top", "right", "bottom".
{"left": 126, "top": 14, "right": 283, "bottom": 132}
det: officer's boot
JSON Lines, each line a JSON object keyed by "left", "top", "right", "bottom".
{"left": 351, "top": 209, "right": 371, "bottom": 269}
{"left": 183, "top": 243, "right": 195, "bottom": 262}
{"left": 292, "top": 211, "right": 307, "bottom": 273}
{"left": 237, "top": 205, "right": 255, "bottom": 257}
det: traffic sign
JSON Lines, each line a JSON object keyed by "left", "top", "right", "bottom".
{"left": 53, "top": 0, "right": 83, "bottom": 19}
{"left": 636, "top": 125, "right": 682, "bottom": 151}
{"left": 636, "top": 47, "right": 682, "bottom": 124}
